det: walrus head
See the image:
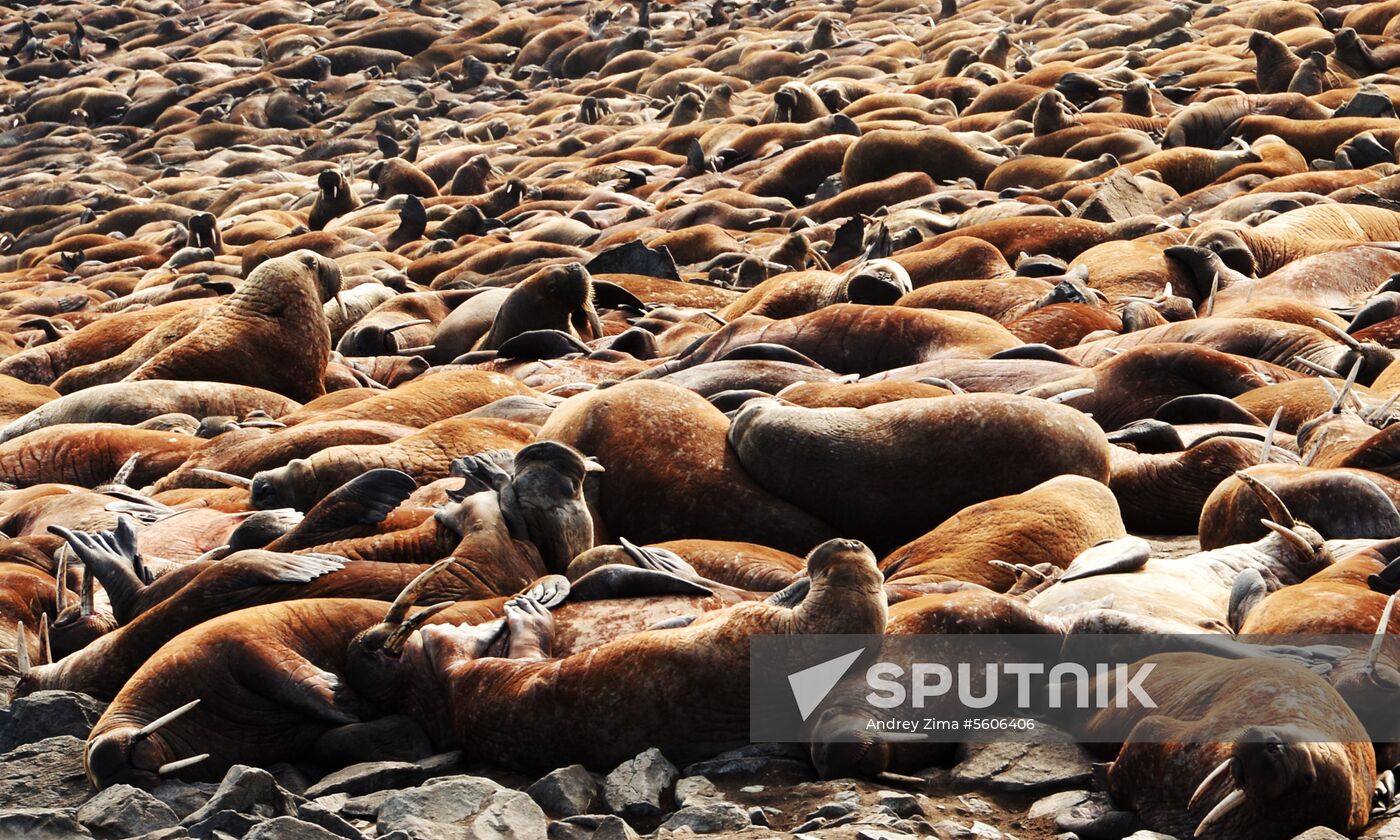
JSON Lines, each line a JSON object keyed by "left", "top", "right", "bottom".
{"left": 798, "top": 539, "right": 886, "bottom": 634}
{"left": 839, "top": 258, "right": 912, "bottom": 306}
{"left": 344, "top": 559, "right": 459, "bottom": 708}
{"left": 499, "top": 440, "right": 603, "bottom": 573}
{"left": 1188, "top": 730, "right": 1357, "bottom": 839}
{"left": 85, "top": 699, "right": 207, "bottom": 789}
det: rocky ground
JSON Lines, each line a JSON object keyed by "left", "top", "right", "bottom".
{"left": 3, "top": 673, "right": 1394, "bottom": 840}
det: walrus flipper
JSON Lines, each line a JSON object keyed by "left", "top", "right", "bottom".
{"left": 268, "top": 468, "right": 417, "bottom": 551}
{"left": 260, "top": 659, "right": 364, "bottom": 725}
{"left": 1228, "top": 568, "right": 1267, "bottom": 633}
{"left": 232, "top": 552, "right": 345, "bottom": 584}
{"left": 1059, "top": 537, "right": 1151, "bottom": 582}
{"left": 767, "top": 577, "right": 812, "bottom": 608}
{"left": 49, "top": 516, "right": 148, "bottom": 624}
{"left": 568, "top": 565, "right": 714, "bottom": 601}
{"left": 517, "top": 574, "right": 571, "bottom": 608}
{"left": 451, "top": 449, "right": 516, "bottom": 495}
{"left": 619, "top": 537, "right": 700, "bottom": 578}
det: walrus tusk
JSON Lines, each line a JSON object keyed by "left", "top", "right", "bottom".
{"left": 1331, "top": 358, "right": 1363, "bottom": 414}
{"left": 1189, "top": 757, "right": 1234, "bottom": 810}
{"left": 1046, "top": 388, "right": 1092, "bottom": 404}
{"left": 14, "top": 622, "right": 28, "bottom": 677}
{"left": 384, "top": 600, "right": 456, "bottom": 655}
{"left": 384, "top": 557, "right": 457, "bottom": 627}
{"left": 55, "top": 547, "right": 68, "bottom": 615}
{"left": 1261, "top": 519, "right": 1313, "bottom": 556}
{"left": 1204, "top": 272, "right": 1219, "bottom": 316}
{"left": 396, "top": 345, "right": 435, "bottom": 356}
{"left": 190, "top": 469, "right": 253, "bottom": 489}
{"left": 1259, "top": 408, "right": 1281, "bottom": 465}
{"left": 112, "top": 452, "right": 140, "bottom": 487}
{"left": 1370, "top": 391, "right": 1400, "bottom": 425}
{"left": 702, "top": 311, "right": 726, "bottom": 326}
{"left": 1367, "top": 590, "right": 1400, "bottom": 671}
{"left": 1234, "top": 472, "right": 1295, "bottom": 529}
{"left": 383, "top": 319, "right": 432, "bottom": 334}
{"left": 136, "top": 699, "right": 201, "bottom": 740}
{"left": 1195, "top": 787, "right": 1247, "bottom": 837}
{"left": 1294, "top": 357, "right": 1341, "bottom": 378}
{"left": 37, "top": 614, "right": 50, "bottom": 666}
{"left": 1314, "top": 317, "right": 1365, "bottom": 352}
{"left": 158, "top": 753, "right": 210, "bottom": 776}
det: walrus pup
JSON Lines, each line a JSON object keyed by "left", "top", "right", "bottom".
{"left": 1084, "top": 653, "right": 1374, "bottom": 840}
{"left": 346, "top": 538, "right": 887, "bottom": 771}
{"left": 123, "top": 251, "right": 340, "bottom": 403}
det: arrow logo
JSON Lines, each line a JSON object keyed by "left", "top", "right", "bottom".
{"left": 787, "top": 648, "right": 865, "bottom": 721}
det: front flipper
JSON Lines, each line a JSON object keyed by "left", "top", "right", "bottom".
{"left": 1059, "top": 537, "right": 1151, "bottom": 582}
{"left": 568, "top": 565, "right": 714, "bottom": 601}
{"left": 517, "top": 574, "right": 570, "bottom": 608}
{"left": 256, "top": 659, "right": 366, "bottom": 725}
{"left": 1228, "top": 568, "right": 1267, "bottom": 633}
{"left": 766, "top": 577, "right": 811, "bottom": 608}
{"left": 267, "top": 468, "right": 416, "bottom": 551}
{"left": 49, "top": 516, "right": 148, "bottom": 624}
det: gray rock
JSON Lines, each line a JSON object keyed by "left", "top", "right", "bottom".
{"left": 181, "top": 765, "right": 297, "bottom": 826}
{"left": 244, "top": 815, "right": 348, "bottom": 840}
{"left": 1293, "top": 830, "right": 1349, "bottom": 840}
{"left": 0, "top": 736, "right": 91, "bottom": 809}
{"left": 603, "top": 748, "right": 677, "bottom": 818}
{"left": 660, "top": 801, "right": 751, "bottom": 833}
{"left": 0, "top": 808, "right": 93, "bottom": 839}
{"left": 0, "top": 691, "right": 107, "bottom": 752}
{"left": 952, "top": 737, "right": 1094, "bottom": 794}
{"left": 1029, "top": 790, "right": 1093, "bottom": 821}
{"left": 267, "top": 764, "right": 310, "bottom": 796}
{"left": 184, "top": 809, "right": 264, "bottom": 840}
{"left": 305, "top": 761, "right": 426, "bottom": 799}
{"left": 314, "top": 716, "right": 434, "bottom": 766}
{"left": 76, "top": 784, "right": 179, "bottom": 838}
{"left": 678, "top": 755, "right": 812, "bottom": 779}
{"left": 149, "top": 781, "right": 214, "bottom": 820}
{"left": 126, "top": 829, "right": 189, "bottom": 840}
{"left": 931, "top": 819, "right": 1011, "bottom": 840}
{"left": 293, "top": 798, "right": 365, "bottom": 840}
{"left": 528, "top": 765, "right": 600, "bottom": 817}
{"left": 857, "top": 831, "right": 917, "bottom": 840}
{"left": 673, "top": 776, "right": 719, "bottom": 807}
{"left": 377, "top": 775, "right": 548, "bottom": 840}
{"left": 559, "top": 814, "right": 639, "bottom": 840}
{"left": 878, "top": 791, "right": 924, "bottom": 819}
{"left": 341, "top": 789, "right": 395, "bottom": 820}
{"left": 1055, "top": 799, "right": 1139, "bottom": 840}
{"left": 1365, "top": 819, "right": 1400, "bottom": 839}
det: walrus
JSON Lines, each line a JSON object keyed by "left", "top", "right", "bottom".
{"left": 121, "top": 251, "right": 341, "bottom": 403}
{"left": 727, "top": 394, "right": 1112, "bottom": 552}
{"left": 1084, "top": 653, "right": 1375, "bottom": 840}
{"left": 880, "top": 474, "right": 1126, "bottom": 590}
{"left": 538, "top": 381, "right": 836, "bottom": 554}
{"left": 474, "top": 263, "right": 603, "bottom": 351}
{"left": 1200, "top": 465, "right": 1400, "bottom": 548}
{"left": 342, "top": 538, "right": 888, "bottom": 772}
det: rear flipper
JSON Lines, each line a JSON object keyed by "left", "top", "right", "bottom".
{"left": 265, "top": 468, "right": 416, "bottom": 551}
{"left": 568, "top": 565, "right": 713, "bottom": 601}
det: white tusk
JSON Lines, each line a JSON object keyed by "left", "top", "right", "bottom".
{"left": 1189, "top": 757, "right": 1234, "bottom": 811}
{"left": 158, "top": 753, "right": 210, "bottom": 776}
{"left": 1367, "top": 590, "right": 1400, "bottom": 670}
{"left": 1195, "top": 788, "right": 1247, "bottom": 837}
{"left": 136, "top": 699, "right": 201, "bottom": 739}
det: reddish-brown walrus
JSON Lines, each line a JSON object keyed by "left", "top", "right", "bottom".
{"left": 123, "top": 251, "right": 342, "bottom": 403}
{"left": 538, "top": 381, "right": 838, "bottom": 554}
{"left": 727, "top": 394, "right": 1112, "bottom": 552}
{"left": 1083, "top": 653, "right": 1375, "bottom": 840}
{"left": 344, "top": 538, "right": 887, "bottom": 772}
